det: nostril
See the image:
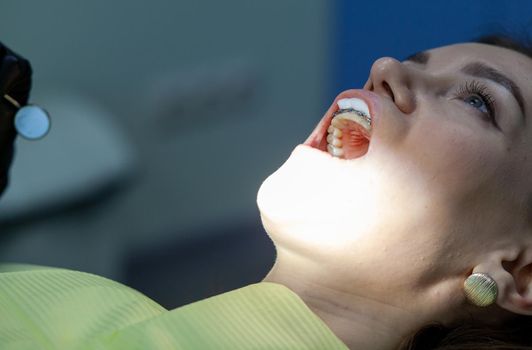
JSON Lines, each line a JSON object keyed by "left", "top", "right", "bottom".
{"left": 366, "top": 79, "right": 395, "bottom": 103}
{"left": 363, "top": 79, "right": 373, "bottom": 91}
{"left": 382, "top": 81, "right": 395, "bottom": 102}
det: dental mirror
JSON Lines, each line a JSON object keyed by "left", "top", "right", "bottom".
{"left": 3, "top": 94, "right": 51, "bottom": 140}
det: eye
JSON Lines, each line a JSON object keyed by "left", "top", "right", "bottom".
{"left": 464, "top": 95, "right": 489, "bottom": 114}
{"left": 453, "top": 80, "right": 498, "bottom": 128}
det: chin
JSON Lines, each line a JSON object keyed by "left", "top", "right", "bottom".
{"left": 256, "top": 144, "right": 381, "bottom": 252}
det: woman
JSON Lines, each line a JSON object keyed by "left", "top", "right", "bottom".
{"left": 258, "top": 33, "right": 532, "bottom": 349}
{"left": 1, "top": 34, "right": 532, "bottom": 349}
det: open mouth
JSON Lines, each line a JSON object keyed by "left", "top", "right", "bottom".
{"left": 304, "top": 95, "right": 373, "bottom": 160}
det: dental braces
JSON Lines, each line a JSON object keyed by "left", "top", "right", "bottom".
{"left": 333, "top": 108, "right": 371, "bottom": 125}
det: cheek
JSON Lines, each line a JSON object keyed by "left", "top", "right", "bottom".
{"left": 400, "top": 117, "right": 502, "bottom": 201}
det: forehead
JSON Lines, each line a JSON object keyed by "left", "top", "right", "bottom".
{"left": 428, "top": 42, "right": 532, "bottom": 68}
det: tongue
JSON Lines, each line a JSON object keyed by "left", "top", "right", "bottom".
{"left": 340, "top": 120, "right": 370, "bottom": 159}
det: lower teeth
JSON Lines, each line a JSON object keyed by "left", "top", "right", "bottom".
{"left": 327, "top": 144, "right": 344, "bottom": 157}
{"left": 326, "top": 111, "right": 370, "bottom": 158}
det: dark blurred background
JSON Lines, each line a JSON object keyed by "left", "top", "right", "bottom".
{"left": 0, "top": 1, "right": 531, "bottom": 309}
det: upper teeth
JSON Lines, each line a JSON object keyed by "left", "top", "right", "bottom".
{"left": 337, "top": 98, "right": 371, "bottom": 117}
{"left": 335, "top": 98, "right": 371, "bottom": 125}
{"left": 332, "top": 98, "right": 372, "bottom": 133}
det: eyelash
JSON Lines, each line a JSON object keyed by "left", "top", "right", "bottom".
{"left": 453, "top": 80, "right": 497, "bottom": 125}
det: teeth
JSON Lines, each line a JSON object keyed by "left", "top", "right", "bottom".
{"left": 337, "top": 98, "right": 371, "bottom": 117}
{"left": 327, "top": 125, "right": 342, "bottom": 137}
{"left": 332, "top": 110, "right": 371, "bottom": 131}
{"left": 327, "top": 144, "right": 344, "bottom": 157}
{"left": 326, "top": 124, "right": 344, "bottom": 157}
{"left": 334, "top": 97, "right": 372, "bottom": 132}
{"left": 331, "top": 117, "right": 345, "bottom": 128}
{"left": 326, "top": 98, "right": 372, "bottom": 158}
{"left": 326, "top": 134, "right": 342, "bottom": 147}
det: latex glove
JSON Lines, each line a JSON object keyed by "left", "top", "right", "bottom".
{"left": 0, "top": 41, "right": 32, "bottom": 196}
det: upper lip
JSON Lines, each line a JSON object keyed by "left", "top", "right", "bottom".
{"left": 304, "top": 89, "right": 380, "bottom": 148}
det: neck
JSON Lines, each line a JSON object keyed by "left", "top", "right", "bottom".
{"left": 262, "top": 249, "right": 429, "bottom": 350}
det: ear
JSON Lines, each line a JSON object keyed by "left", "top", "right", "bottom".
{"left": 473, "top": 248, "right": 532, "bottom": 315}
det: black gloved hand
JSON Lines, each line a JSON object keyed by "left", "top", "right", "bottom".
{"left": 0, "top": 42, "right": 33, "bottom": 196}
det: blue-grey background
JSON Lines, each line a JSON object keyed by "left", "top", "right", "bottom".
{"left": 331, "top": 1, "right": 532, "bottom": 100}
{"left": 0, "top": 1, "right": 531, "bottom": 308}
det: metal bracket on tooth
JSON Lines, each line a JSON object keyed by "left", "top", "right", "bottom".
{"left": 333, "top": 108, "right": 371, "bottom": 125}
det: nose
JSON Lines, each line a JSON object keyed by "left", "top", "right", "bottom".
{"left": 363, "top": 57, "right": 417, "bottom": 114}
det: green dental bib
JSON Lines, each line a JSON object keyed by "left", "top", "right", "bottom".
{"left": 0, "top": 264, "right": 347, "bottom": 349}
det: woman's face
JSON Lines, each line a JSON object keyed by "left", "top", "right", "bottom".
{"left": 257, "top": 43, "right": 532, "bottom": 298}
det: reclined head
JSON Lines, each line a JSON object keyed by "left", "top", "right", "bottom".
{"left": 257, "top": 33, "right": 532, "bottom": 348}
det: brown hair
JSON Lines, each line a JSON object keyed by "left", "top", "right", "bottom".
{"left": 397, "top": 31, "right": 532, "bottom": 350}
{"left": 398, "top": 318, "right": 532, "bottom": 349}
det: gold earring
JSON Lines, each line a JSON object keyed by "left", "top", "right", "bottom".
{"left": 463, "top": 272, "right": 498, "bottom": 307}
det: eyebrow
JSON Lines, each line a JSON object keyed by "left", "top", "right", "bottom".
{"left": 404, "top": 51, "right": 526, "bottom": 121}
